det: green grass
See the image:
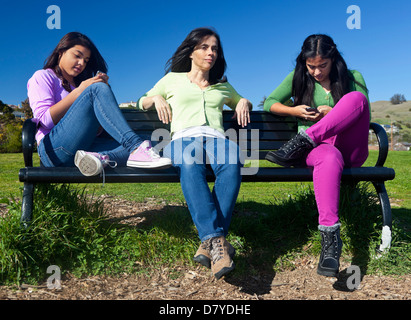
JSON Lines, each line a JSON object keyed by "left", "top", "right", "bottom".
{"left": 0, "top": 184, "right": 200, "bottom": 285}
{"left": 0, "top": 151, "right": 410, "bottom": 285}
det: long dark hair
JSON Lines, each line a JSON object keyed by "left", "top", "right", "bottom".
{"left": 43, "top": 32, "right": 107, "bottom": 92}
{"left": 292, "top": 34, "right": 367, "bottom": 106}
{"left": 165, "top": 27, "right": 227, "bottom": 84}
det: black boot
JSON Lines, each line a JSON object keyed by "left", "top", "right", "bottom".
{"left": 265, "top": 130, "right": 316, "bottom": 167}
{"left": 317, "top": 223, "right": 343, "bottom": 277}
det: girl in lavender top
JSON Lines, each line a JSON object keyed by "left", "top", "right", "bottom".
{"left": 27, "top": 32, "right": 171, "bottom": 176}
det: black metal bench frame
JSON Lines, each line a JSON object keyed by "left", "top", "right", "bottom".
{"left": 19, "top": 110, "right": 395, "bottom": 250}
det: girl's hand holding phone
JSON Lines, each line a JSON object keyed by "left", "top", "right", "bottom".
{"left": 95, "top": 71, "right": 109, "bottom": 84}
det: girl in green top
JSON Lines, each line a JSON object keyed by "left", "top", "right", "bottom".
{"left": 138, "top": 27, "right": 252, "bottom": 279}
{"left": 264, "top": 34, "right": 370, "bottom": 278}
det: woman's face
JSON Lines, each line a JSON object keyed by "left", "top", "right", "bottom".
{"left": 305, "top": 55, "right": 332, "bottom": 83}
{"left": 190, "top": 35, "right": 218, "bottom": 71}
{"left": 59, "top": 45, "right": 91, "bottom": 81}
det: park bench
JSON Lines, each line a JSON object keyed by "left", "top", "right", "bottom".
{"left": 19, "top": 110, "right": 395, "bottom": 251}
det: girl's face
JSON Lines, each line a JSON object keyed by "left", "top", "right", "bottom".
{"left": 190, "top": 35, "right": 218, "bottom": 72}
{"left": 306, "top": 55, "right": 332, "bottom": 83}
{"left": 59, "top": 45, "right": 91, "bottom": 82}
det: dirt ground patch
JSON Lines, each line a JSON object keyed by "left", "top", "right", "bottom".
{"left": 0, "top": 263, "right": 410, "bottom": 300}
{"left": 1, "top": 197, "right": 410, "bottom": 301}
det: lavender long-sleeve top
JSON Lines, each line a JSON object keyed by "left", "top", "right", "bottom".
{"left": 27, "top": 69, "right": 74, "bottom": 145}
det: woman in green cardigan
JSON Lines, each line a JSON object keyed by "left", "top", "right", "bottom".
{"left": 264, "top": 34, "right": 370, "bottom": 278}
{"left": 138, "top": 27, "right": 252, "bottom": 279}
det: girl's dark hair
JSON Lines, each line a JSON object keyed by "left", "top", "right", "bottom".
{"left": 165, "top": 27, "right": 227, "bottom": 84}
{"left": 43, "top": 32, "right": 107, "bottom": 92}
{"left": 292, "top": 34, "right": 367, "bottom": 106}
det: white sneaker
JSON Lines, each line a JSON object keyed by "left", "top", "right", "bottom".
{"left": 74, "top": 151, "right": 117, "bottom": 176}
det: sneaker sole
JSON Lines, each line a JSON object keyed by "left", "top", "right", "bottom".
{"left": 75, "top": 152, "right": 102, "bottom": 176}
{"left": 126, "top": 160, "right": 172, "bottom": 169}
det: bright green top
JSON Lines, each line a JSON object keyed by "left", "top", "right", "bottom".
{"left": 263, "top": 69, "right": 370, "bottom": 131}
{"left": 137, "top": 72, "right": 243, "bottom": 136}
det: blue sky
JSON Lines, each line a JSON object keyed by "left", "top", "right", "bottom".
{"left": 1, "top": 0, "right": 410, "bottom": 108}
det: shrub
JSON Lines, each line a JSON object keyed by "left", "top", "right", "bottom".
{"left": 0, "top": 123, "right": 23, "bottom": 153}
{"left": 390, "top": 94, "right": 406, "bottom": 105}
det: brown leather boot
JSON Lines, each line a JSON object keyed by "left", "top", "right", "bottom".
{"left": 209, "top": 236, "right": 235, "bottom": 279}
{"left": 193, "top": 238, "right": 235, "bottom": 269}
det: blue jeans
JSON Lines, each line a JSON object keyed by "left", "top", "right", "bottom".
{"left": 164, "top": 136, "right": 242, "bottom": 242}
{"left": 38, "top": 82, "right": 144, "bottom": 167}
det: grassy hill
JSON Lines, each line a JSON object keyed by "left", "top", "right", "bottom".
{"left": 371, "top": 100, "right": 411, "bottom": 143}
{"left": 371, "top": 100, "right": 411, "bottom": 124}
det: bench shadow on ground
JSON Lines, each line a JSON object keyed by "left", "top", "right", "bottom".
{"left": 332, "top": 207, "right": 410, "bottom": 292}
{"left": 105, "top": 190, "right": 406, "bottom": 296}
{"left": 106, "top": 198, "right": 314, "bottom": 295}
{"left": 224, "top": 200, "right": 319, "bottom": 295}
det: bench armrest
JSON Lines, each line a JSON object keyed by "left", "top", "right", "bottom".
{"left": 369, "top": 122, "right": 389, "bottom": 167}
{"left": 22, "top": 118, "right": 37, "bottom": 167}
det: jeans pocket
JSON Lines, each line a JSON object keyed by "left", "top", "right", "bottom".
{"left": 52, "top": 146, "right": 74, "bottom": 166}
{"left": 39, "top": 142, "right": 75, "bottom": 167}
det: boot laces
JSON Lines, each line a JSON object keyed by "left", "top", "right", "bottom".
{"left": 200, "top": 238, "right": 212, "bottom": 251}
{"left": 210, "top": 238, "right": 224, "bottom": 263}
{"left": 281, "top": 135, "right": 308, "bottom": 153}
{"left": 321, "top": 232, "right": 339, "bottom": 258}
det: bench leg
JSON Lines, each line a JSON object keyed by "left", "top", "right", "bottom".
{"left": 21, "top": 182, "right": 34, "bottom": 228}
{"left": 372, "top": 181, "right": 392, "bottom": 252}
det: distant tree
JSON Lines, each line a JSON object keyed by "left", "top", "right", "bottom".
{"left": 0, "top": 100, "right": 12, "bottom": 113}
{"left": 257, "top": 96, "right": 266, "bottom": 110}
{"left": 21, "top": 98, "right": 33, "bottom": 119}
{"left": 0, "top": 122, "right": 22, "bottom": 153}
{"left": 0, "top": 100, "right": 15, "bottom": 124}
{"left": 0, "top": 100, "right": 24, "bottom": 153}
{"left": 283, "top": 98, "right": 294, "bottom": 107}
{"left": 390, "top": 93, "right": 407, "bottom": 105}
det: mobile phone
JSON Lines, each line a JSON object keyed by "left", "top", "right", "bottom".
{"left": 96, "top": 70, "right": 103, "bottom": 76}
{"left": 305, "top": 107, "right": 318, "bottom": 112}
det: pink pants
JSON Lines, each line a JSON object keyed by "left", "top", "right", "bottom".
{"left": 305, "top": 91, "right": 370, "bottom": 226}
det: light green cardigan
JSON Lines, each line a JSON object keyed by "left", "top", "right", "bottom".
{"left": 137, "top": 72, "right": 243, "bottom": 136}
